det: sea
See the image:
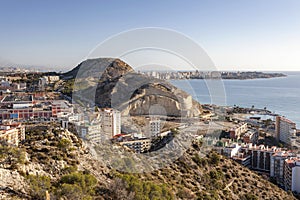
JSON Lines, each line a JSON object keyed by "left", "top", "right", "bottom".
{"left": 170, "top": 71, "right": 300, "bottom": 128}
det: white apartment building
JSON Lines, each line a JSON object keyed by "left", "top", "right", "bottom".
{"left": 149, "top": 119, "right": 161, "bottom": 136}
{"left": 79, "top": 123, "right": 102, "bottom": 143}
{"left": 229, "top": 123, "right": 248, "bottom": 140}
{"left": 282, "top": 155, "right": 300, "bottom": 193}
{"left": 76, "top": 109, "right": 121, "bottom": 143}
{"left": 275, "top": 116, "right": 296, "bottom": 145}
{"left": 46, "top": 76, "right": 60, "bottom": 83}
{"left": 120, "top": 138, "right": 151, "bottom": 153}
{"left": 270, "top": 151, "right": 291, "bottom": 187}
{"left": 292, "top": 161, "right": 300, "bottom": 193}
{"left": 101, "top": 108, "right": 121, "bottom": 137}
{"left": 0, "top": 123, "right": 25, "bottom": 146}
{"left": 223, "top": 143, "right": 241, "bottom": 158}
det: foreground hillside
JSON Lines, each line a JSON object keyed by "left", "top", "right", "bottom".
{"left": 0, "top": 123, "right": 295, "bottom": 200}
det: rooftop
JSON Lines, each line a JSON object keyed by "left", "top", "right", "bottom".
{"left": 2, "top": 95, "right": 33, "bottom": 102}
{"left": 278, "top": 116, "right": 296, "bottom": 125}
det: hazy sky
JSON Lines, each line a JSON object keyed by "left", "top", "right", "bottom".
{"left": 1, "top": 0, "right": 300, "bottom": 71}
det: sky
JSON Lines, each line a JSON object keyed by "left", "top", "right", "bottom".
{"left": 1, "top": 0, "right": 300, "bottom": 71}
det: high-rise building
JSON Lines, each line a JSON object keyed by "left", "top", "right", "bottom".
{"left": 283, "top": 156, "right": 300, "bottom": 192}
{"left": 275, "top": 116, "right": 296, "bottom": 145}
{"left": 292, "top": 160, "right": 300, "bottom": 193}
{"left": 270, "top": 151, "right": 291, "bottom": 187}
{"left": 101, "top": 108, "right": 121, "bottom": 137}
{"left": 149, "top": 119, "right": 161, "bottom": 137}
{"left": 76, "top": 109, "right": 121, "bottom": 143}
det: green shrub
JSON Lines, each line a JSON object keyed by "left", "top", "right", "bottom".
{"left": 0, "top": 144, "right": 26, "bottom": 169}
{"left": 240, "top": 193, "right": 258, "bottom": 200}
{"left": 57, "top": 138, "right": 71, "bottom": 152}
{"left": 114, "top": 174, "right": 174, "bottom": 200}
{"left": 192, "top": 154, "right": 208, "bottom": 167}
{"left": 60, "top": 172, "right": 97, "bottom": 194}
{"left": 209, "top": 152, "right": 220, "bottom": 165}
{"left": 26, "top": 175, "right": 51, "bottom": 200}
{"left": 209, "top": 170, "right": 223, "bottom": 180}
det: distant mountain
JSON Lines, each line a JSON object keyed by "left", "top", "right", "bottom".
{"left": 62, "top": 58, "right": 202, "bottom": 117}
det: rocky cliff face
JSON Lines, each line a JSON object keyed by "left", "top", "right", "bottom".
{"left": 62, "top": 58, "right": 202, "bottom": 117}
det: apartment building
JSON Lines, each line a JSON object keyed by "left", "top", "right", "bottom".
{"left": 232, "top": 152, "right": 251, "bottom": 167}
{"left": 149, "top": 119, "right": 161, "bottom": 137}
{"left": 221, "top": 142, "right": 282, "bottom": 172}
{"left": 78, "top": 123, "right": 103, "bottom": 143}
{"left": 119, "top": 138, "right": 151, "bottom": 153}
{"left": 243, "top": 130, "right": 258, "bottom": 144}
{"left": 217, "top": 139, "right": 300, "bottom": 191}
{"left": 229, "top": 123, "right": 248, "bottom": 140}
{"left": 74, "top": 109, "right": 121, "bottom": 143}
{"left": 270, "top": 151, "right": 291, "bottom": 187}
{"left": 247, "top": 144, "right": 278, "bottom": 172}
{"left": 38, "top": 76, "right": 60, "bottom": 90}
{"left": 275, "top": 116, "right": 296, "bottom": 145}
{"left": 292, "top": 160, "right": 300, "bottom": 193}
{"left": 222, "top": 143, "right": 241, "bottom": 158}
{"left": 100, "top": 108, "right": 121, "bottom": 137}
{"left": 283, "top": 156, "right": 300, "bottom": 192}
{"left": 0, "top": 123, "right": 25, "bottom": 146}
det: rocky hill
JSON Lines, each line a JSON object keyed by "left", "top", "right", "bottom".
{"left": 0, "top": 124, "right": 296, "bottom": 199}
{"left": 61, "top": 58, "right": 202, "bottom": 117}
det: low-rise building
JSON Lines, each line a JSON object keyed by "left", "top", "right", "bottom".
{"left": 119, "top": 138, "right": 151, "bottom": 153}
{"left": 0, "top": 96, "right": 73, "bottom": 121}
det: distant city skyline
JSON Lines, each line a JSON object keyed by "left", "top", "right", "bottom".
{"left": 1, "top": 0, "right": 300, "bottom": 71}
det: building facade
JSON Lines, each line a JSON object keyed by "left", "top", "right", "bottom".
{"left": 120, "top": 138, "right": 151, "bottom": 153}
{"left": 0, "top": 123, "right": 25, "bottom": 146}
{"left": 73, "top": 109, "right": 121, "bottom": 143}
{"left": 101, "top": 108, "right": 121, "bottom": 137}
{"left": 270, "top": 151, "right": 291, "bottom": 187}
{"left": 275, "top": 116, "right": 296, "bottom": 145}
{"left": 149, "top": 119, "right": 161, "bottom": 137}
{"left": 292, "top": 161, "right": 300, "bottom": 193}
{"left": 283, "top": 156, "right": 300, "bottom": 192}
{"left": 229, "top": 123, "right": 248, "bottom": 140}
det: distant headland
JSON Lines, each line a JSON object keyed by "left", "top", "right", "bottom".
{"left": 140, "top": 71, "right": 287, "bottom": 80}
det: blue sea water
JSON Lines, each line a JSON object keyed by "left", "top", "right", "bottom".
{"left": 170, "top": 72, "right": 300, "bottom": 128}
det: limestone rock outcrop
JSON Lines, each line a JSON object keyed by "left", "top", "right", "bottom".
{"left": 62, "top": 58, "right": 202, "bottom": 117}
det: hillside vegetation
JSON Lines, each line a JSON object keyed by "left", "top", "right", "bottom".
{"left": 0, "top": 123, "right": 296, "bottom": 200}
